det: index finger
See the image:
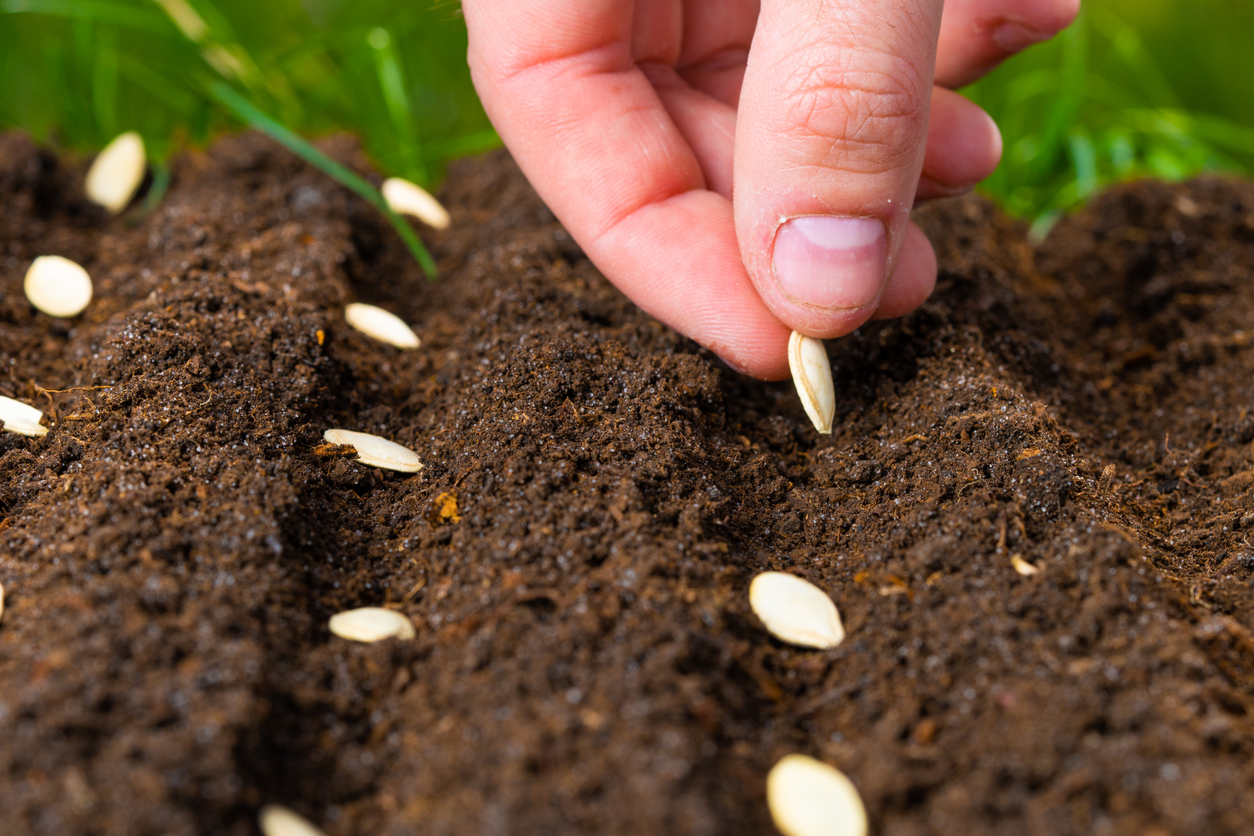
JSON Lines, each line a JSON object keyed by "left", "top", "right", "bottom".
{"left": 464, "top": 0, "right": 792, "bottom": 379}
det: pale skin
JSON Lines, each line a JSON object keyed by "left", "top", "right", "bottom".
{"left": 463, "top": 0, "right": 1080, "bottom": 380}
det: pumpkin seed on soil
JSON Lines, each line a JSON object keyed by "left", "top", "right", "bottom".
{"left": 1, "top": 131, "right": 1253, "bottom": 836}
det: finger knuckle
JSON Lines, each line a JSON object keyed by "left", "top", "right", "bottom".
{"left": 777, "top": 49, "right": 929, "bottom": 175}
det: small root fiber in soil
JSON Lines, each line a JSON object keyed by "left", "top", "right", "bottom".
{"left": 2, "top": 131, "right": 1254, "bottom": 836}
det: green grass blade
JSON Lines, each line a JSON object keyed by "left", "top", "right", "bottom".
{"left": 1090, "top": 7, "right": 1179, "bottom": 109}
{"left": 1104, "top": 130, "right": 1136, "bottom": 177}
{"left": 209, "top": 80, "right": 437, "bottom": 279}
{"left": 1, "top": 0, "right": 172, "bottom": 31}
{"left": 1026, "top": 13, "right": 1087, "bottom": 182}
{"left": 151, "top": 0, "right": 208, "bottom": 41}
{"left": 423, "top": 129, "right": 501, "bottom": 164}
{"left": 1144, "top": 109, "right": 1254, "bottom": 155}
{"left": 115, "top": 53, "right": 199, "bottom": 114}
{"left": 154, "top": 0, "right": 276, "bottom": 107}
{"left": 134, "top": 161, "right": 170, "bottom": 217}
{"left": 1066, "top": 132, "right": 1098, "bottom": 199}
{"left": 43, "top": 34, "right": 93, "bottom": 142}
{"left": 92, "top": 24, "right": 119, "bottom": 138}
{"left": 368, "top": 26, "right": 426, "bottom": 183}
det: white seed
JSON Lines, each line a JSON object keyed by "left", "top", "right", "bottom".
{"left": 1011, "top": 554, "right": 1040, "bottom": 576}
{"left": 329, "top": 607, "right": 416, "bottom": 643}
{"left": 788, "top": 331, "right": 835, "bottom": 435}
{"left": 323, "top": 428, "right": 422, "bottom": 473}
{"left": 749, "top": 572, "right": 845, "bottom": 650}
{"left": 0, "top": 396, "right": 48, "bottom": 437}
{"left": 381, "top": 176, "right": 451, "bottom": 230}
{"left": 85, "top": 131, "right": 146, "bottom": 213}
{"left": 344, "top": 303, "right": 421, "bottom": 349}
{"left": 24, "top": 255, "right": 93, "bottom": 318}
{"left": 767, "top": 754, "right": 868, "bottom": 836}
{"left": 258, "top": 804, "right": 326, "bottom": 836}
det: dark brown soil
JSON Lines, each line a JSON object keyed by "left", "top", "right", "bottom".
{"left": 2, "top": 131, "right": 1253, "bottom": 836}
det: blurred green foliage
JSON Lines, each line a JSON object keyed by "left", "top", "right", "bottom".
{"left": 0, "top": 0, "right": 495, "bottom": 187}
{"left": 0, "top": 0, "right": 1251, "bottom": 226}
{"left": 965, "top": 0, "right": 1254, "bottom": 233}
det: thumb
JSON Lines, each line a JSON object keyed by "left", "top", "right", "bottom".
{"left": 735, "top": 0, "right": 944, "bottom": 338}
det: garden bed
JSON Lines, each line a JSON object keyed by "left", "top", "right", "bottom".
{"left": 2, "top": 131, "right": 1253, "bottom": 835}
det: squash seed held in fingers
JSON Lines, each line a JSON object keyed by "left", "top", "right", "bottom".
{"left": 767, "top": 754, "right": 868, "bottom": 836}
{"left": 344, "top": 303, "right": 421, "bottom": 349}
{"left": 382, "top": 176, "right": 451, "bottom": 230}
{"left": 24, "top": 256, "right": 93, "bottom": 318}
{"left": 749, "top": 572, "right": 845, "bottom": 649}
{"left": 0, "top": 396, "right": 49, "bottom": 437}
{"left": 788, "top": 331, "right": 835, "bottom": 435}
{"left": 258, "top": 804, "right": 327, "bottom": 836}
{"left": 85, "top": 131, "right": 147, "bottom": 213}
{"left": 329, "top": 607, "right": 416, "bottom": 643}
{"left": 323, "top": 429, "right": 422, "bottom": 473}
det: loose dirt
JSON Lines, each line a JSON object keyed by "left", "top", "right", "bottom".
{"left": 2, "top": 132, "right": 1253, "bottom": 836}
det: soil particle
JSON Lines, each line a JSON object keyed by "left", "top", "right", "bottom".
{"left": 2, "top": 131, "right": 1254, "bottom": 835}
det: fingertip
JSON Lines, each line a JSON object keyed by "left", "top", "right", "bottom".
{"left": 936, "top": 0, "right": 1083, "bottom": 87}
{"left": 915, "top": 178, "right": 973, "bottom": 203}
{"left": 985, "top": 105, "right": 1004, "bottom": 168}
{"left": 711, "top": 330, "right": 793, "bottom": 381}
{"left": 991, "top": 0, "right": 1081, "bottom": 51}
{"left": 872, "top": 223, "right": 937, "bottom": 319}
{"left": 920, "top": 88, "right": 1002, "bottom": 194}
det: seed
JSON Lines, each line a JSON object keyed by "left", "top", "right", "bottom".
{"left": 344, "top": 303, "right": 421, "bottom": 349}
{"left": 381, "top": 176, "right": 451, "bottom": 230}
{"left": 788, "top": 332, "right": 834, "bottom": 435}
{"left": 85, "top": 131, "right": 146, "bottom": 213}
{"left": 328, "top": 607, "right": 416, "bottom": 642}
{"left": 322, "top": 428, "right": 422, "bottom": 473}
{"left": 1011, "top": 554, "right": 1040, "bottom": 576}
{"left": 258, "top": 804, "right": 326, "bottom": 836}
{"left": 749, "top": 572, "right": 844, "bottom": 649}
{"left": 0, "top": 582, "right": 5, "bottom": 626}
{"left": 767, "top": 754, "right": 868, "bottom": 836}
{"left": 24, "top": 256, "right": 93, "bottom": 318}
{"left": 0, "top": 396, "right": 49, "bottom": 437}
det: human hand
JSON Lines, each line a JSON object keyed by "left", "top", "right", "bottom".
{"left": 464, "top": 0, "right": 1079, "bottom": 379}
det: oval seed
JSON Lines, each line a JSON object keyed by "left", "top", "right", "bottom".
{"left": 1011, "top": 553, "right": 1040, "bottom": 576}
{"left": 381, "top": 176, "right": 451, "bottom": 230}
{"left": 329, "top": 607, "right": 416, "bottom": 643}
{"left": 258, "top": 804, "right": 326, "bottom": 836}
{"left": 767, "top": 754, "right": 868, "bottom": 836}
{"left": 345, "top": 303, "right": 421, "bottom": 349}
{"left": 24, "top": 255, "right": 93, "bottom": 318}
{"left": 85, "top": 131, "right": 146, "bottom": 213}
{"left": 0, "top": 395, "right": 49, "bottom": 437}
{"left": 788, "top": 331, "right": 834, "bottom": 435}
{"left": 749, "top": 572, "right": 845, "bottom": 650}
{"left": 323, "top": 428, "right": 422, "bottom": 473}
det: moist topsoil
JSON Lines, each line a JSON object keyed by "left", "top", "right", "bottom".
{"left": 2, "top": 131, "right": 1253, "bottom": 836}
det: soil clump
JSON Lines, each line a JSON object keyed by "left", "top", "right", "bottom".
{"left": 2, "top": 132, "right": 1253, "bottom": 835}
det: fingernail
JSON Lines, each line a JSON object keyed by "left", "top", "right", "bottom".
{"left": 991, "top": 22, "right": 1050, "bottom": 53}
{"left": 916, "top": 177, "right": 973, "bottom": 201}
{"left": 771, "top": 216, "right": 887, "bottom": 311}
{"left": 712, "top": 352, "right": 743, "bottom": 374}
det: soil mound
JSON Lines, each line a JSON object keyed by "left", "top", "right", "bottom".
{"left": 2, "top": 132, "right": 1253, "bottom": 835}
